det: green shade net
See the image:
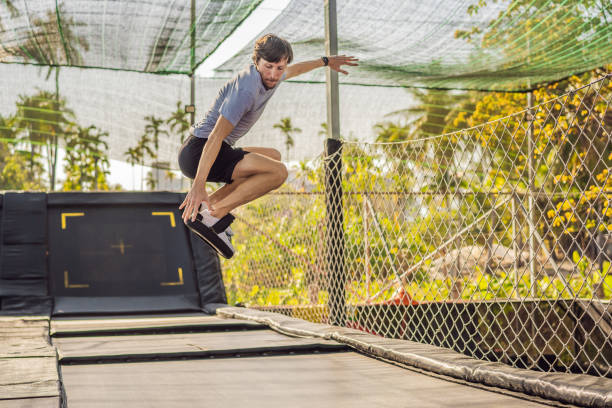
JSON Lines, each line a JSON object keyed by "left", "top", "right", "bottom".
{"left": 216, "top": 0, "right": 612, "bottom": 91}
{"left": 0, "top": 0, "right": 262, "bottom": 73}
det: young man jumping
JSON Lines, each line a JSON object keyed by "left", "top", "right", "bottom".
{"left": 178, "top": 34, "right": 357, "bottom": 258}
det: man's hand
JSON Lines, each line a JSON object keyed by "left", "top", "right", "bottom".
{"left": 327, "top": 55, "right": 359, "bottom": 75}
{"left": 179, "top": 178, "right": 210, "bottom": 223}
{"left": 285, "top": 56, "right": 359, "bottom": 80}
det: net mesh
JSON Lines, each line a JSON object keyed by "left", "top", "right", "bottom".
{"left": 217, "top": 0, "right": 612, "bottom": 91}
{"left": 0, "top": 0, "right": 262, "bottom": 74}
{"left": 224, "top": 73, "right": 612, "bottom": 377}
{"left": 0, "top": 62, "right": 418, "bottom": 191}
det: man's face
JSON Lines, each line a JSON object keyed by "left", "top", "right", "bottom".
{"left": 256, "top": 57, "right": 287, "bottom": 89}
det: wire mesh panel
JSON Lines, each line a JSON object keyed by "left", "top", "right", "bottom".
{"left": 217, "top": 0, "right": 612, "bottom": 91}
{"left": 225, "top": 74, "right": 611, "bottom": 377}
{"left": 0, "top": 0, "right": 263, "bottom": 73}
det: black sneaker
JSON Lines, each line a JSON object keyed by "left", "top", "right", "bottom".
{"left": 186, "top": 211, "right": 235, "bottom": 259}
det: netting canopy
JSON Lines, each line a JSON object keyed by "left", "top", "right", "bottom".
{"left": 1, "top": 1, "right": 610, "bottom": 88}
{"left": 217, "top": 0, "right": 612, "bottom": 91}
{"left": 0, "top": 0, "right": 261, "bottom": 73}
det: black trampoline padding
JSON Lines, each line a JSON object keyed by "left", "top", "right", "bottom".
{"left": 54, "top": 329, "right": 345, "bottom": 362}
{"left": 51, "top": 314, "right": 263, "bottom": 335}
{"left": 53, "top": 295, "right": 201, "bottom": 315}
{"left": 1, "top": 192, "right": 226, "bottom": 316}
{"left": 48, "top": 204, "right": 197, "bottom": 298}
{"left": 46, "top": 192, "right": 185, "bottom": 206}
{"left": 59, "top": 352, "right": 551, "bottom": 408}
{"left": 1, "top": 192, "right": 46, "bottom": 245}
{"left": 0, "top": 244, "right": 46, "bottom": 279}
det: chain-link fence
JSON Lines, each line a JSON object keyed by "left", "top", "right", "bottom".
{"left": 224, "top": 74, "right": 612, "bottom": 378}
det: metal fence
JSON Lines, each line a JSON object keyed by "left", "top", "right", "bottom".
{"left": 224, "top": 74, "right": 611, "bottom": 377}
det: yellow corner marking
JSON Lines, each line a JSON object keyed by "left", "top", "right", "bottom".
{"left": 61, "top": 213, "right": 85, "bottom": 230}
{"left": 152, "top": 212, "right": 176, "bottom": 228}
{"left": 64, "top": 270, "right": 89, "bottom": 289}
{"left": 161, "top": 268, "right": 184, "bottom": 286}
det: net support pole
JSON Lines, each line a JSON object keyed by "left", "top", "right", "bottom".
{"left": 324, "top": 0, "right": 345, "bottom": 326}
{"left": 512, "top": 192, "right": 520, "bottom": 298}
{"left": 527, "top": 91, "right": 536, "bottom": 298}
{"left": 189, "top": 0, "right": 196, "bottom": 126}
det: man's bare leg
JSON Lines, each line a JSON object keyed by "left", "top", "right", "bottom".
{"left": 207, "top": 147, "right": 282, "bottom": 209}
{"left": 208, "top": 178, "right": 246, "bottom": 208}
{"left": 242, "top": 146, "right": 281, "bottom": 162}
{"left": 208, "top": 152, "right": 287, "bottom": 218}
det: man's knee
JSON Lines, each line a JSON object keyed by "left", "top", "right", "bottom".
{"left": 269, "top": 148, "right": 281, "bottom": 162}
{"left": 274, "top": 162, "right": 288, "bottom": 187}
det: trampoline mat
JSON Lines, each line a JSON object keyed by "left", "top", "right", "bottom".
{"left": 51, "top": 314, "right": 263, "bottom": 335}
{"left": 55, "top": 329, "right": 344, "bottom": 362}
{"left": 60, "top": 352, "right": 552, "bottom": 408}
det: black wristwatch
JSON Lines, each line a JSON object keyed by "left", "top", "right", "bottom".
{"left": 321, "top": 56, "right": 329, "bottom": 66}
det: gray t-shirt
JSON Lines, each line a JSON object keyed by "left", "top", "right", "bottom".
{"left": 191, "top": 64, "right": 285, "bottom": 145}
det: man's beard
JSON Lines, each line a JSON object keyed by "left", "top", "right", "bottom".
{"left": 263, "top": 78, "right": 276, "bottom": 89}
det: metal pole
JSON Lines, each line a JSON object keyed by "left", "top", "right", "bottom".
{"left": 363, "top": 196, "right": 370, "bottom": 299}
{"left": 512, "top": 192, "right": 520, "bottom": 298}
{"left": 324, "top": 0, "right": 345, "bottom": 326}
{"left": 527, "top": 91, "right": 536, "bottom": 298}
{"left": 325, "top": 0, "right": 340, "bottom": 140}
{"left": 189, "top": 0, "right": 196, "bottom": 126}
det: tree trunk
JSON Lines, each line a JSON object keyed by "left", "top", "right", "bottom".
{"left": 50, "top": 67, "right": 61, "bottom": 191}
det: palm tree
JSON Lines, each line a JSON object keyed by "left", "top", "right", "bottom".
{"left": 145, "top": 171, "right": 157, "bottom": 190}
{"left": 14, "top": 90, "right": 75, "bottom": 189}
{"left": 144, "top": 115, "right": 169, "bottom": 187}
{"left": 124, "top": 147, "right": 141, "bottom": 190}
{"left": 318, "top": 122, "right": 328, "bottom": 137}
{"left": 0, "top": 113, "right": 35, "bottom": 190}
{"left": 167, "top": 101, "right": 190, "bottom": 143}
{"left": 144, "top": 115, "right": 168, "bottom": 155}
{"left": 124, "top": 131, "right": 157, "bottom": 191}
{"left": 62, "top": 125, "right": 110, "bottom": 190}
{"left": 136, "top": 134, "right": 156, "bottom": 190}
{"left": 2, "top": 4, "right": 89, "bottom": 190}
{"left": 273, "top": 117, "right": 301, "bottom": 161}
{"left": 382, "top": 89, "right": 472, "bottom": 195}
{"left": 0, "top": 1, "right": 19, "bottom": 33}
{"left": 0, "top": 114, "right": 16, "bottom": 142}
{"left": 3, "top": 6, "right": 89, "bottom": 67}
{"left": 84, "top": 126, "right": 110, "bottom": 190}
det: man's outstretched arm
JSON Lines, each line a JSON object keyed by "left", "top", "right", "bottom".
{"left": 285, "top": 55, "right": 358, "bottom": 80}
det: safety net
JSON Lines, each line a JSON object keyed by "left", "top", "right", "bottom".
{"left": 0, "top": 0, "right": 262, "bottom": 74}
{"left": 217, "top": 0, "right": 612, "bottom": 91}
{"left": 224, "top": 72, "right": 612, "bottom": 377}
{"left": 0, "top": 61, "right": 417, "bottom": 191}
{"left": 1, "top": 0, "right": 611, "bottom": 384}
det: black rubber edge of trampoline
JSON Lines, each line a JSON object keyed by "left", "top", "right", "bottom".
{"left": 58, "top": 343, "right": 350, "bottom": 365}
{"left": 51, "top": 323, "right": 266, "bottom": 338}
{"left": 46, "top": 191, "right": 184, "bottom": 206}
{"left": 214, "top": 306, "right": 612, "bottom": 408}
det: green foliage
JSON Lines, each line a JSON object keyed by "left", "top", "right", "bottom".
{"left": 223, "top": 69, "right": 611, "bottom": 310}
{"left": 13, "top": 89, "right": 75, "bottom": 188}
{"left": 124, "top": 100, "right": 187, "bottom": 190}
{"left": 273, "top": 117, "right": 301, "bottom": 160}
{"left": 454, "top": 0, "right": 611, "bottom": 89}
{"left": 166, "top": 101, "right": 190, "bottom": 143}
{"left": 0, "top": 140, "right": 44, "bottom": 190}
{"left": 62, "top": 125, "right": 110, "bottom": 191}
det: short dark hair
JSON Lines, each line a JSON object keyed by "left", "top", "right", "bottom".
{"left": 252, "top": 34, "right": 293, "bottom": 64}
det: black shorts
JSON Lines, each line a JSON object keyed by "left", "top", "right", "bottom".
{"left": 178, "top": 135, "right": 248, "bottom": 184}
